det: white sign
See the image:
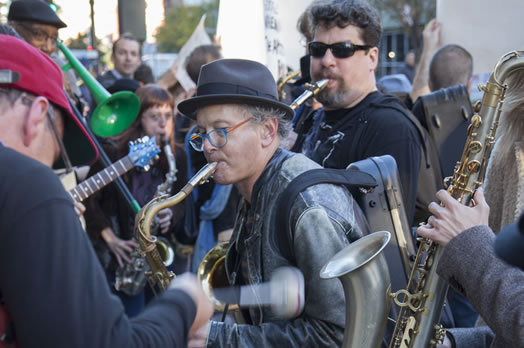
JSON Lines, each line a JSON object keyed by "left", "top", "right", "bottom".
{"left": 174, "top": 15, "right": 212, "bottom": 91}
{"left": 216, "top": 0, "right": 313, "bottom": 79}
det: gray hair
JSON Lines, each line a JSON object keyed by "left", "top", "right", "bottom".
{"left": 243, "top": 104, "right": 291, "bottom": 138}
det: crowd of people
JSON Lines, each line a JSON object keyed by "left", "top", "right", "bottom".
{"left": 0, "top": 0, "right": 522, "bottom": 347}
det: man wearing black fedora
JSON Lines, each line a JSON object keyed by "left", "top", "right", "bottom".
{"left": 178, "top": 58, "right": 368, "bottom": 347}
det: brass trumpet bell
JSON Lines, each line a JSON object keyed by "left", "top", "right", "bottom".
{"left": 89, "top": 90, "right": 140, "bottom": 137}
{"left": 57, "top": 41, "right": 140, "bottom": 137}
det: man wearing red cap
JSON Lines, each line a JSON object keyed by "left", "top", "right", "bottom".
{"left": 0, "top": 34, "right": 213, "bottom": 347}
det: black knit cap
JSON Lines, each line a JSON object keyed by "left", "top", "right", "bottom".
{"left": 8, "top": 0, "right": 67, "bottom": 29}
{"left": 177, "top": 58, "right": 295, "bottom": 120}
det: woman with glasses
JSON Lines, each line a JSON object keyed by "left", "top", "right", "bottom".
{"left": 84, "top": 84, "right": 188, "bottom": 317}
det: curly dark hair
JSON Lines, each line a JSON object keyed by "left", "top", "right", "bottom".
{"left": 310, "top": 0, "right": 381, "bottom": 47}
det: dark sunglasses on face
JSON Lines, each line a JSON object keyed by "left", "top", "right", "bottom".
{"left": 308, "top": 41, "right": 372, "bottom": 59}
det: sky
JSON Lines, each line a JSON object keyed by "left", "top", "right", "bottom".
{"left": 54, "top": 0, "right": 165, "bottom": 44}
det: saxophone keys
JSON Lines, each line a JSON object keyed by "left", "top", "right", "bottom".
{"left": 468, "top": 141, "right": 483, "bottom": 154}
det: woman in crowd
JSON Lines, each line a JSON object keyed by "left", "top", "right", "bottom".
{"left": 84, "top": 84, "right": 187, "bottom": 317}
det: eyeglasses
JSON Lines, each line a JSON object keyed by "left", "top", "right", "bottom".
{"left": 16, "top": 23, "right": 58, "bottom": 44}
{"left": 308, "top": 41, "right": 371, "bottom": 59}
{"left": 145, "top": 112, "right": 173, "bottom": 122}
{"left": 189, "top": 117, "right": 253, "bottom": 152}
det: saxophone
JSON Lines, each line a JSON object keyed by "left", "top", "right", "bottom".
{"left": 150, "top": 136, "right": 178, "bottom": 236}
{"left": 155, "top": 136, "right": 178, "bottom": 197}
{"left": 389, "top": 51, "right": 524, "bottom": 348}
{"left": 114, "top": 136, "right": 178, "bottom": 295}
{"left": 320, "top": 51, "right": 524, "bottom": 348}
{"left": 135, "top": 162, "right": 217, "bottom": 292}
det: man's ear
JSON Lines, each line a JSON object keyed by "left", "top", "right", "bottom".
{"left": 368, "top": 47, "right": 379, "bottom": 71}
{"left": 260, "top": 117, "right": 279, "bottom": 147}
{"left": 23, "top": 97, "right": 49, "bottom": 147}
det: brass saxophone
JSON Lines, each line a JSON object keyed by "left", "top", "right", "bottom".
{"left": 389, "top": 51, "right": 524, "bottom": 348}
{"left": 155, "top": 136, "right": 178, "bottom": 198}
{"left": 135, "top": 162, "right": 217, "bottom": 292}
{"left": 151, "top": 135, "right": 179, "bottom": 255}
{"left": 320, "top": 51, "right": 524, "bottom": 348}
{"left": 114, "top": 136, "right": 178, "bottom": 295}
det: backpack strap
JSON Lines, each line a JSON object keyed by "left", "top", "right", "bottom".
{"left": 275, "top": 168, "right": 377, "bottom": 262}
{"left": 369, "top": 96, "right": 432, "bottom": 169}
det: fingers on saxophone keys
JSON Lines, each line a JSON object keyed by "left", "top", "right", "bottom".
{"left": 416, "top": 222, "right": 434, "bottom": 240}
{"left": 427, "top": 215, "right": 437, "bottom": 228}
{"left": 428, "top": 201, "right": 442, "bottom": 216}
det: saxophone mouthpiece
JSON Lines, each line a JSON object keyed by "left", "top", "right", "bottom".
{"left": 315, "top": 79, "right": 329, "bottom": 89}
{"left": 188, "top": 162, "right": 217, "bottom": 187}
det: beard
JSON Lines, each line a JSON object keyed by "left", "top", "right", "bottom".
{"left": 316, "top": 82, "right": 350, "bottom": 109}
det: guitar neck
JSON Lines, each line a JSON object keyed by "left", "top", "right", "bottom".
{"left": 69, "top": 156, "right": 134, "bottom": 203}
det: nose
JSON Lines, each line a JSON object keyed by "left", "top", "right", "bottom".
{"left": 320, "top": 47, "right": 336, "bottom": 67}
{"left": 202, "top": 136, "right": 216, "bottom": 153}
{"left": 41, "top": 39, "right": 55, "bottom": 55}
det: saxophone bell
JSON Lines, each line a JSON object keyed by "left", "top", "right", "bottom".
{"left": 321, "top": 231, "right": 391, "bottom": 348}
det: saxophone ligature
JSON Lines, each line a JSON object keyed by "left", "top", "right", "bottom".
{"left": 135, "top": 162, "right": 217, "bottom": 292}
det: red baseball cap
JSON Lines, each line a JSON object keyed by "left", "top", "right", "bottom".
{"left": 0, "top": 34, "right": 98, "bottom": 168}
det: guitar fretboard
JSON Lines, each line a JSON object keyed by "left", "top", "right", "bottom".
{"left": 69, "top": 156, "right": 134, "bottom": 202}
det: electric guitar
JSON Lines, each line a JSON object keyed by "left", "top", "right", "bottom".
{"left": 69, "top": 136, "right": 160, "bottom": 203}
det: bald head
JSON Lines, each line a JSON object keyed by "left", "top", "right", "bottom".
{"left": 429, "top": 44, "right": 473, "bottom": 91}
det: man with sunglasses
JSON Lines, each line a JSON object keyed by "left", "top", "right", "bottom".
{"left": 307, "top": 0, "right": 424, "bottom": 226}
{"left": 0, "top": 34, "right": 213, "bottom": 347}
{"left": 178, "top": 58, "right": 369, "bottom": 347}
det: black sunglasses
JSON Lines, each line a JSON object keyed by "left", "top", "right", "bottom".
{"left": 308, "top": 41, "right": 372, "bottom": 59}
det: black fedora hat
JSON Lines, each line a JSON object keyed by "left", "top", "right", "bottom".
{"left": 178, "top": 59, "right": 294, "bottom": 120}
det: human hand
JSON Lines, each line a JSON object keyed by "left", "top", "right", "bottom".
{"left": 188, "top": 323, "right": 210, "bottom": 348}
{"left": 422, "top": 19, "right": 442, "bottom": 54}
{"left": 217, "top": 229, "right": 233, "bottom": 243}
{"left": 100, "top": 227, "right": 139, "bottom": 267}
{"left": 169, "top": 273, "right": 214, "bottom": 337}
{"left": 417, "top": 188, "right": 490, "bottom": 246}
{"left": 74, "top": 201, "right": 86, "bottom": 216}
{"left": 174, "top": 87, "right": 196, "bottom": 111}
{"left": 157, "top": 208, "right": 173, "bottom": 234}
